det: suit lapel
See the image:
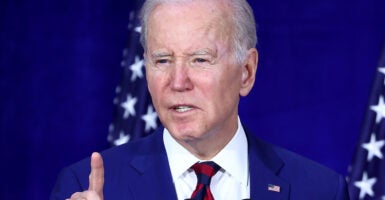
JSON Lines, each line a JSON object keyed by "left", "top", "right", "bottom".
{"left": 127, "top": 128, "right": 178, "bottom": 200}
{"left": 124, "top": 127, "right": 290, "bottom": 199}
{"left": 246, "top": 128, "right": 290, "bottom": 200}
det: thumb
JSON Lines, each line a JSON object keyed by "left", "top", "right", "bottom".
{"left": 88, "top": 152, "right": 104, "bottom": 199}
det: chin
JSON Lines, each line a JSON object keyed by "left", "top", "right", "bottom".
{"left": 168, "top": 125, "right": 202, "bottom": 141}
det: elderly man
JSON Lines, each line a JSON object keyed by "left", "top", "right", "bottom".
{"left": 51, "top": 0, "right": 350, "bottom": 199}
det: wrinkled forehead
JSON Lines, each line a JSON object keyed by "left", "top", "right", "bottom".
{"left": 149, "top": 0, "right": 232, "bottom": 16}
{"left": 146, "top": 0, "right": 234, "bottom": 52}
{"left": 148, "top": 1, "right": 233, "bottom": 31}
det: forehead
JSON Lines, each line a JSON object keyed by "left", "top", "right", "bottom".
{"left": 151, "top": 0, "right": 229, "bottom": 17}
{"left": 146, "top": 0, "right": 234, "bottom": 53}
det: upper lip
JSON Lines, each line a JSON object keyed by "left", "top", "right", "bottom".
{"left": 169, "top": 104, "right": 196, "bottom": 109}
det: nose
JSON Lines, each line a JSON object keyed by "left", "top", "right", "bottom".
{"left": 170, "top": 62, "right": 193, "bottom": 92}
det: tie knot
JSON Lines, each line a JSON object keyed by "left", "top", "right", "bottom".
{"left": 192, "top": 161, "right": 221, "bottom": 185}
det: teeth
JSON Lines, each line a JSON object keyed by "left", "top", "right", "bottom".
{"left": 175, "top": 106, "right": 192, "bottom": 112}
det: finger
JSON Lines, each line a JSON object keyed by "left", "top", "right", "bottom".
{"left": 88, "top": 152, "right": 104, "bottom": 199}
{"left": 70, "top": 192, "right": 81, "bottom": 198}
{"left": 69, "top": 192, "right": 85, "bottom": 200}
{"left": 69, "top": 191, "right": 101, "bottom": 200}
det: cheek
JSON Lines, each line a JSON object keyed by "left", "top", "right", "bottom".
{"left": 146, "top": 71, "right": 164, "bottom": 100}
{"left": 146, "top": 73, "right": 155, "bottom": 95}
{"left": 218, "top": 67, "right": 242, "bottom": 93}
{"left": 196, "top": 68, "right": 241, "bottom": 102}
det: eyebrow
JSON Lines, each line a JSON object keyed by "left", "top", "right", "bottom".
{"left": 151, "top": 51, "right": 173, "bottom": 58}
{"left": 150, "top": 49, "right": 218, "bottom": 58}
{"left": 189, "top": 49, "right": 217, "bottom": 57}
{"left": 190, "top": 50, "right": 209, "bottom": 55}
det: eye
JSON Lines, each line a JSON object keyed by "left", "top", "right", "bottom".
{"left": 194, "top": 58, "right": 208, "bottom": 63}
{"left": 155, "top": 59, "right": 170, "bottom": 64}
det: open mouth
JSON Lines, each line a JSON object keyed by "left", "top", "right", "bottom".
{"left": 173, "top": 105, "right": 193, "bottom": 113}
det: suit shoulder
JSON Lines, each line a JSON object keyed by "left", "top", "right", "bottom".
{"left": 249, "top": 136, "right": 339, "bottom": 178}
{"left": 246, "top": 131, "right": 348, "bottom": 199}
{"left": 62, "top": 131, "right": 161, "bottom": 173}
{"left": 271, "top": 143, "right": 339, "bottom": 178}
{"left": 51, "top": 132, "right": 163, "bottom": 200}
{"left": 267, "top": 142, "right": 348, "bottom": 199}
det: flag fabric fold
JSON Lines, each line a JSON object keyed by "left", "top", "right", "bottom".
{"left": 348, "top": 39, "right": 385, "bottom": 200}
{"left": 108, "top": 0, "right": 159, "bottom": 146}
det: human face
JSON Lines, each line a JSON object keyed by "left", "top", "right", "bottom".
{"left": 145, "top": 1, "right": 256, "bottom": 145}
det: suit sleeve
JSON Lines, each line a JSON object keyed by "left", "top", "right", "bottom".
{"left": 50, "top": 167, "right": 87, "bottom": 200}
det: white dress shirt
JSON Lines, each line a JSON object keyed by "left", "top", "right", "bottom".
{"left": 163, "top": 117, "right": 250, "bottom": 200}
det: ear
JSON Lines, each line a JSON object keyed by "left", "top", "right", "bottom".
{"left": 239, "top": 48, "right": 258, "bottom": 96}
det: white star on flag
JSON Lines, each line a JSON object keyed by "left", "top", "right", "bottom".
{"left": 362, "top": 133, "right": 385, "bottom": 161}
{"left": 141, "top": 105, "right": 158, "bottom": 132}
{"left": 121, "top": 94, "right": 138, "bottom": 119}
{"left": 113, "top": 131, "right": 130, "bottom": 146}
{"left": 354, "top": 172, "right": 377, "bottom": 199}
{"left": 370, "top": 96, "right": 385, "bottom": 123}
{"left": 378, "top": 67, "right": 385, "bottom": 85}
{"left": 129, "top": 56, "right": 144, "bottom": 81}
{"left": 135, "top": 26, "right": 141, "bottom": 33}
{"left": 348, "top": 44, "right": 385, "bottom": 199}
{"left": 109, "top": 3, "right": 158, "bottom": 147}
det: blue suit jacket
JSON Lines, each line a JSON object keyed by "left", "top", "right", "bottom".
{"left": 51, "top": 128, "right": 349, "bottom": 199}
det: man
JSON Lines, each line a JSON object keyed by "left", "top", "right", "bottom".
{"left": 51, "top": 0, "right": 350, "bottom": 199}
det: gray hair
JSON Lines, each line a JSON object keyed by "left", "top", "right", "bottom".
{"left": 139, "top": 0, "right": 257, "bottom": 63}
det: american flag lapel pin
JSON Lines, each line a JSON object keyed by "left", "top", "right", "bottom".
{"left": 268, "top": 184, "right": 280, "bottom": 192}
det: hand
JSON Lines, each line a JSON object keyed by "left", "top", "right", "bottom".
{"left": 66, "top": 152, "right": 104, "bottom": 200}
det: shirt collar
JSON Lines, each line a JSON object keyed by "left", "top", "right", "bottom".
{"left": 163, "top": 128, "right": 197, "bottom": 180}
{"left": 163, "top": 117, "right": 249, "bottom": 185}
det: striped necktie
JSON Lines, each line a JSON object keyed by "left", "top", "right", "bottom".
{"left": 190, "top": 161, "right": 221, "bottom": 200}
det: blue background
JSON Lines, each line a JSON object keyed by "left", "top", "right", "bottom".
{"left": 1, "top": 0, "right": 385, "bottom": 199}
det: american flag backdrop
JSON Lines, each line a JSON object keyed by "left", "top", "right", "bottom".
{"left": 348, "top": 40, "right": 385, "bottom": 200}
{"left": 107, "top": 0, "right": 159, "bottom": 146}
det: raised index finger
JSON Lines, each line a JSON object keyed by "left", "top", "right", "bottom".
{"left": 88, "top": 152, "right": 104, "bottom": 198}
